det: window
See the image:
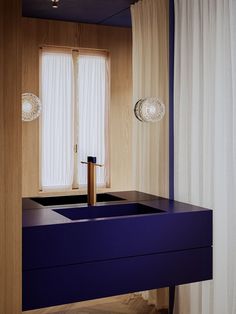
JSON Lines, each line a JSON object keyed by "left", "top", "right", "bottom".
{"left": 40, "top": 47, "right": 109, "bottom": 191}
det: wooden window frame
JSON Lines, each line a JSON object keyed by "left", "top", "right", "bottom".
{"left": 39, "top": 46, "right": 110, "bottom": 192}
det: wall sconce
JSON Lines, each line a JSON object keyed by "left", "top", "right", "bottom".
{"left": 134, "top": 97, "right": 165, "bottom": 122}
{"left": 22, "top": 93, "right": 42, "bottom": 122}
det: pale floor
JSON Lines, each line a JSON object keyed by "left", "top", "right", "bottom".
{"left": 26, "top": 295, "right": 168, "bottom": 314}
{"left": 59, "top": 295, "right": 158, "bottom": 314}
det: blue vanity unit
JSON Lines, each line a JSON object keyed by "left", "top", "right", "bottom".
{"left": 22, "top": 191, "right": 212, "bottom": 312}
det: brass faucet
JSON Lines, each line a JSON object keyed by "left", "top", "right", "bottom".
{"left": 81, "top": 156, "right": 103, "bottom": 206}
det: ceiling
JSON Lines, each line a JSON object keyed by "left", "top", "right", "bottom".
{"left": 22, "top": 0, "right": 138, "bottom": 28}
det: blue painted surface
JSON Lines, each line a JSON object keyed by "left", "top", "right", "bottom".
{"left": 23, "top": 209, "right": 212, "bottom": 270}
{"left": 169, "top": 0, "right": 175, "bottom": 200}
{"left": 23, "top": 247, "right": 212, "bottom": 310}
{"left": 22, "top": 0, "right": 138, "bottom": 27}
{"left": 22, "top": 191, "right": 213, "bottom": 311}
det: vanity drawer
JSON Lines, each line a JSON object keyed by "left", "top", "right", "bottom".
{"left": 23, "top": 247, "right": 212, "bottom": 311}
{"left": 23, "top": 210, "right": 212, "bottom": 270}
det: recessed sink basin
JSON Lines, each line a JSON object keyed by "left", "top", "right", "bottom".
{"left": 53, "top": 203, "right": 164, "bottom": 221}
{"left": 31, "top": 193, "right": 125, "bottom": 206}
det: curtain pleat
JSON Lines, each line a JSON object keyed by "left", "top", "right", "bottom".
{"left": 174, "top": 0, "right": 236, "bottom": 313}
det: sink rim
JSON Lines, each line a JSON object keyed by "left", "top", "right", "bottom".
{"left": 52, "top": 202, "right": 166, "bottom": 222}
{"left": 30, "top": 193, "right": 126, "bottom": 207}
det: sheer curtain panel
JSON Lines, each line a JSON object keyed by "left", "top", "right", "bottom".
{"left": 77, "top": 54, "right": 107, "bottom": 186}
{"left": 41, "top": 50, "right": 74, "bottom": 190}
{"left": 174, "top": 0, "right": 236, "bottom": 313}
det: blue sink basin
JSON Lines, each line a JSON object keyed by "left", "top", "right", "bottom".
{"left": 53, "top": 203, "right": 164, "bottom": 221}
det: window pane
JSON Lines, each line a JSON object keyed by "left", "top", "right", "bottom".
{"left": 41, "top": 51, "right": 74, "bottom": 190}
{"left": 77, "top": 55, "right": 107, "bottom": 186}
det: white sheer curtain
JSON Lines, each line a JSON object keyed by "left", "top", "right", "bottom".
{"left": 174, "top": 1, "right": 236, "bottom": 313}
{"left": 41, "top": 50, "right": 74, "bottom": 190}
{"left": 77, "top": 54, "right": 107, "bottom": 186}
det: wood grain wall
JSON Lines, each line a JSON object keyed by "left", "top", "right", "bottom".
{"left": 22, "top": 18, "right": 133, "bottom": 197}
{"left": 0, "top": 0, "right": 22, "bottom": 313}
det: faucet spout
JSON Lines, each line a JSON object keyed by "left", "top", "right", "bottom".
{"left": 81, "top": 156, "right": 103, "bottom": 206}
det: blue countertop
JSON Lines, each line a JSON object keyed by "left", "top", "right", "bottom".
{"left": 22, "top": 190, "right": 211, "bottom": 227}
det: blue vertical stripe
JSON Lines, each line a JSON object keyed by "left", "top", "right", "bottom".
{"left": 169, "top": 0, "right": 175, "bottom": 199}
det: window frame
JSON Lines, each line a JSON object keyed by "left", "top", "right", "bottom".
{"left": 39, "top": 45, "right": 110, "bottom": 192}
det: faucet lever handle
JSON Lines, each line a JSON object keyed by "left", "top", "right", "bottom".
{"left": 95, "top": 163, "right": 103, "bottom": 167}
{"left": 81, "top": 161, "right": 88, "bottom": 165}
{"left": 81, "top": 161, "right": 103, "bottom": 167}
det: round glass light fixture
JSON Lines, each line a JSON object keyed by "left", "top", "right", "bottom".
{"left": 134, "top": 97, "right": 165, "bottom": 123}
{"left": 22, "top": 93, "right": 42, "bottom": 122}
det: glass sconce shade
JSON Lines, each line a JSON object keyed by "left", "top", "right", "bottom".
{"left": 134, "top": 97, "right": 165, "bottom": 122}
{"left": 22, "top": 93, "right": 42, "bottom": 122}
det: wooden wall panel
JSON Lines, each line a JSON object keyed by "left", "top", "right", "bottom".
{"left": 0, "top": 4, "right": 4, "bottom": 311}
{"left": 0, "top": 0, "right": 22, "bottom": 313}
{"left": 22, "top": 19, "right": 39, "bottom": 197}
{"left": 22, "top": 18, "right": 133, "bottom": 197}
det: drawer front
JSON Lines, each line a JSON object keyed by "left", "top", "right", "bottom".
{"left": 23, "top": 211, "right": 212, "bottom": 270}
{"left": 23, "top": 247, "right": 212, "bottom": 311}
